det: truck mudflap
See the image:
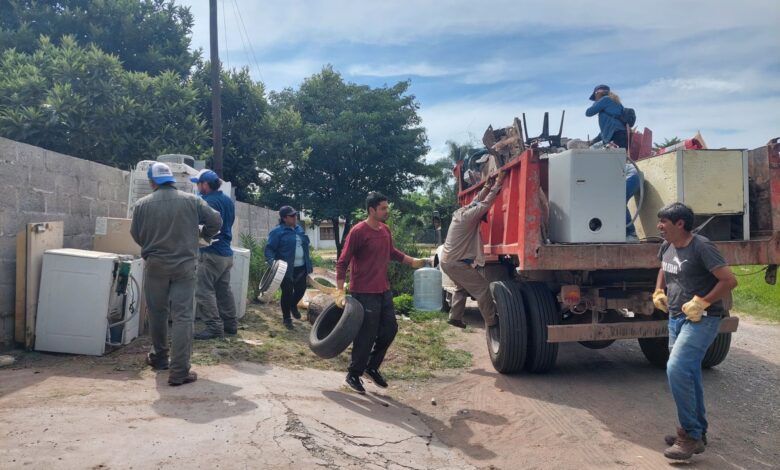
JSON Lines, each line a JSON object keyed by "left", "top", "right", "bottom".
{"left": 546, "top": 316, "right": 739, "bottom": 343}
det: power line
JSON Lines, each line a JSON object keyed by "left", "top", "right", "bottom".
{"left": 231, "top": 0, "right": 265, "bottom": 83}
{"left": 221, "top": 0, "right": 229, "bottom": 69}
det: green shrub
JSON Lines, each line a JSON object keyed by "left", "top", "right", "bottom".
{"left": 393, "top": 294, "right": 415, "bottom": 316}
{"left": 240, "top": 233, "right": 267, "bottom": 301}
{"left": 310, "top": 248, "right": 335, "bottom": 270}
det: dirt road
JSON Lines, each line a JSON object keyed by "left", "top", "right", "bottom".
{"left": 400, "top": 315, "right": 780, "bottom": 470}
{"left": 0, "top": 361, "right": 473, "bottom": 470}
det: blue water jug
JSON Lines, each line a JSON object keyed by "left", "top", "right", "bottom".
{"left": 413, "top": 267, "right": 442, "bottom": 311}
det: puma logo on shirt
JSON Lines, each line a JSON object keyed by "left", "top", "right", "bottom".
{"left": 663, "top": 256, "right": 689, "bottom": 275}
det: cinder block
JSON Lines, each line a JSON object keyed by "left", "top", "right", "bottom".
{"left": 78, "top": 177, "right": 99, "bottom": 198}
{"left": 54, "top": 174, "right": 78, "bottom": 194}
{"left": 17, "top": 142, "right": 45, "bottom": 169}
{"left": 66, "top": 234, "right": 93, "bottom": 250}
{"left": 92, "top": 200, "right": 110, "bottom": 218}
{"left": 18, "top": 188, "right": 46, "bottom": 213}
{"left": 0, "top": 160, "right": 29, "bottom": 187}
{"left": 0, "top": 260, "right": 14, "bottom": 286}
{"left": 0, "top": 137, "right": 18, "bottom": 162}
{"left": 71, "top": 196, "right": 93, "bottom": 217}
{"left": 109, "top": 201, "right": 128, "bottom": 218}
{"left": 0, "top": 186, "right": 17, "bottom": 212}
{"left": 0, "top": 236, "right": 16, "bottom": 261}
{"left": 44, "top": 149, "right": 75, "bottom": 173}
{"left": 45, "top": 192, "right": 70, "bottom": 214}
{"left": 30, "top": 170, "right": 56, "bottom": 192}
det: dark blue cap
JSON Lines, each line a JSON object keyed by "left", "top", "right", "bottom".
{"left": 589, "top": 84, "right": 610, "bottom": 101}
{"left": 190, "top": 169, "right": 219, "bottom": 184}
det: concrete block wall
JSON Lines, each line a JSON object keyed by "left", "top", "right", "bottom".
{"left": 0, "top": 137, "right": 275, "bottom": 350}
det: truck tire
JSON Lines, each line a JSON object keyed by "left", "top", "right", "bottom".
{"left": 518, "top": 282, "right": 559, "bottom": 373}
{"left": 308, "top": 297, "right": 364, "bottom": 359}
{"left": 701, "top": 332, "right": 731, "bottom": 368}
{"left": 638, "top": 336, "right": 669, "bottom": 368}
{"left": 488, "top": 281, "right": 527, "bottom": 373}
{"left": 579, "top": 340, "right": 616, "bottom": 350}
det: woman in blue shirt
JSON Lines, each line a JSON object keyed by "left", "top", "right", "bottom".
{"left": 265, "top": 206, "right": 313, "bottom": 329}
{"left": 586, "top": 84, "right": 640, "bottom": 240}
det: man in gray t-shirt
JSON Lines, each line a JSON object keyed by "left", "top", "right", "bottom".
{"left": 651, "top": 203, "right": 737, "bottom": 461}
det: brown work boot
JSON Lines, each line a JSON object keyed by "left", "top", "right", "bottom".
{"left": 664, "top": 428, "right": 705, "bottom": 460}
{"left": 168, "top": 371, "right": 198, "bottom": 386}
{"left": 665, "top": 427, "right": 707, "bottom": 446}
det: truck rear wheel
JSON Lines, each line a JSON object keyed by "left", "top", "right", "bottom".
{"left": 488, "top": 281, "right": 527, "bottom": 373}
{"left": 639, "top": 331, "right": 732, "bottom": 369}
{"left": 638, "top": 337, "right": 669, "bottom": 368}
{"left": 579, "top": 340, "right": 616, "bottom": 349}
{"left": 518, "top": 282, "right": 559, "bottom": 373}
{"left": 701, "top": 333, "right": 731, "bottom": 368}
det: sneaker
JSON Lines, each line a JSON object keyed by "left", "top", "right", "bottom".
{"left": 145, "top": 352, "right": 169, "bottom": 371}
{"left": 663, "top": 428, "right": 705, "bottom": 460}
{"left": 345, "top": 373, "right": 366, "bottom": 394}
{"left": 283, "top": 320, "right": 294, "bottom": 330}
{"left": 447, "top": 319, "right": 467, "bottom": 329}
{"left": 366, "top": 368, "right": 388, "bottom": 388}
{"left": 291, "top": 307, "right": 302, "bottom": 320}
{"left": 665, "top": 428, "right": 707, "bottom": 446}
{"left": 168, "top": 371, "right": 198, "bottom": 386}
{"left": 194, "top": 330, "right": 223, "bottom": 340}
{"left": 224, "top": 326, "right": 238, "bottom": 335}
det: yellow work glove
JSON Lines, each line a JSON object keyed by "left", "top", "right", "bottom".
{"left": 334, "top": 288, "right": 347, "bottom": 309}
{"left": 681, "top": 296, "right": 710, "bottom": 322}
{"left": 652, "top": 289, "right": 669, "bottom": 313}
{"left": 411, "top": 258, "right": 427, "bottom": 269}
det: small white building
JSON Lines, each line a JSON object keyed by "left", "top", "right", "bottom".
{"left": 302, "top": 215, "right": 346, "bottom": 250}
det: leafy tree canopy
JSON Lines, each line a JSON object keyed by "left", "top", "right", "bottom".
{"left": 0, "top": 36, "right": 207, "bottom": 167}
{"left": 0, "top": 0, "right": 197, "bottom": 76}
{"left": 260, "top": 66, "right": 431, "bottom": 256}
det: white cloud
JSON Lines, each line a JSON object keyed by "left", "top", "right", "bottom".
{"left": 347, "top": 63, "right": 457, "bottom": 78}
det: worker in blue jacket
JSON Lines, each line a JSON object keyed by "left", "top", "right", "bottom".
{"left": 586, "top": 84, "right": 641, "bottom": 241}
{"left": 265, "top": 206, "right": 313, "bottom": 329}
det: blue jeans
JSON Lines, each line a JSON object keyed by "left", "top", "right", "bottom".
{"left": 625, "top": 163, "right": 640, "bottom": 236}
{"left": 667, "top": 314, "right": 721, "bottom": 440}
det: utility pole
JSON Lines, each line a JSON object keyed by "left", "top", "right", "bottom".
{"left": 209, "top": 0, "right": 223, "bottom": 177}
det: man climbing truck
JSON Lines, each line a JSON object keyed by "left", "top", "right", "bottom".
{"left": 438, "top": 127, "right": 780, "bottom": 374}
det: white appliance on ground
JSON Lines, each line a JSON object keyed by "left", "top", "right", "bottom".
{"left": 548, "top": 148, "right": 628, "bottom": 243}
{"left": 35, "top": 249, "right": 144, "bottom": 356}
{"left": 230, "top": 247, "right": 250, "bottom": 319}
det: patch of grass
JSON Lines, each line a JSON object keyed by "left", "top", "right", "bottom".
{"left": 732, "top": 265, "right": 780, "bottom": 322}
{"left": 189, "top": 300, "right": 471, "bottom": 380}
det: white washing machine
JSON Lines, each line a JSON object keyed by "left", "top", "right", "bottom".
{"left": 230, "top": 247, "right": 250, "bottom": 319}
{"left": 35, "top": 249, "right": 144, "bottom": 355}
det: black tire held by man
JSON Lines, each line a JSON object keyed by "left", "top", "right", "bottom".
{"left": 309, "top": 297, "right": 365, "bottom": 359}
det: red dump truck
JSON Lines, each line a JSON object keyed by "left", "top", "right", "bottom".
{"left": 437, "top": 137, "right": 780, "bottom": 374}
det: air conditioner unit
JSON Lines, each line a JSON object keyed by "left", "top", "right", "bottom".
{"left": 157, "top": 153, "right": 196, "bottom": 168}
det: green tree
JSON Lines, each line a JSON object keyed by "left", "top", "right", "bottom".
{"left": 0, "top": 36, "right": 207, "bottom": 167}
{"left": 653, "top": 136, "right": 682, "bottom": 151}
{"left": 0, "top": 0, "right": 197, "bottom": 76}
{"left": 191, "top": 62, "right": 274, "bottom": 201}
{"left": 261, "top": 66, "right": 431, "bottom": 257}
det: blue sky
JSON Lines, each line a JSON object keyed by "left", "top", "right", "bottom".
{"left": 179, "top": 0, "right": 780, "bottom": 160}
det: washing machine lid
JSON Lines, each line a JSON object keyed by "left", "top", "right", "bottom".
{"left": 45, "top": 248, "right": 120, "bottom": 259}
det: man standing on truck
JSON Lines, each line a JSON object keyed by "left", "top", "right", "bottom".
{"left": 652, "top": 202, "right": 737, "bottom": 460}
{"left": 439, "top": 170, "right": 505, "bottom": 329}
{"left": 334, "top": 192, "right": 428, "bottom": 394}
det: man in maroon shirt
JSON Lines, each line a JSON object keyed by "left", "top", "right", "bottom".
{"left": 335, "top": 192, "right": 427, "bottom": 394}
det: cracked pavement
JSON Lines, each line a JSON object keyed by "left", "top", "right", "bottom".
{"left": 0, "top": 361, "right": 474, "bottom": 469}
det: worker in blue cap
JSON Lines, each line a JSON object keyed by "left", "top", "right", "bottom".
{"left": 131, "top": 162, "right": 222, "bottom": 386}
{"left": 191, "top": 169, "right": 237, "bottom": 340}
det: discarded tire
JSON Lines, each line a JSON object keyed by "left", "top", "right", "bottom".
{"left": 488, "top": 281, "right": 527, "bottom": 373}
{"left": 309, "top": 297, "right": 364, "bottom": 359}
{"left": 306, "top": 293, "right": 333, "bottom": 325}
{"left": 701, "top": 332, "right": 731, "bottom": 368}
{"left": 441, "top": 290, "right": 452, "bottom": 313}
{"left": 519, "top": 282, "right": 559, "bottom": 373}
{"left": 258, "top": 260, "right": 287, "bottom": 301}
